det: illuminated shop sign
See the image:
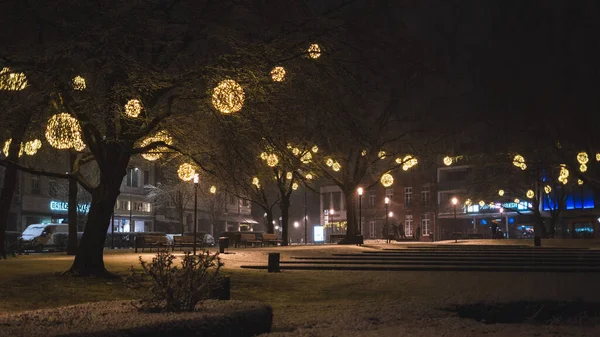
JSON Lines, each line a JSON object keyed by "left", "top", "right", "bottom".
{"left": 49, "top": 200, "right": 90, "bottom": 213}
{"left": 313, "top": 225, "right": 324, "bottom": 242}
{"left": 466, "top": 201, "right": 530, "bottom": 214}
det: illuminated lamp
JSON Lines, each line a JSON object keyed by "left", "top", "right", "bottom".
{"left": 252, "top": 177, "right": 260, "bottom": 188}
{"left": 45, "top": 113, "right": 86, "bottom": 151}
{"left": 380, "top": 173, "right": 394, "bottom": 187}
{"left": 292, "top": 182, "right": 299, "bottom": 190}
{"left": 72, "top": 76, "right": 86, "bottom": 91}
{"left": 23, "top": 139, "right": 42, "bottom": 155}
{"left": 443, "top": 156, "right": 453, "bottom": 166}
{"left": 286, "top": 172, "right": 293, "bottom": 180}
{"left": 526, "top": 190, "right": 534, "bottom": 199}
{"left": 210, "top": 186, "right": 217, "bottom": 194}
{"left": 332, "top": 162, "right": 341, "bottom": 171}
{"left": 498, "top": 189, "right": 504, "bottom": 196}
{"left": 544, "top": 185, "right": 552, "bottom": 194}
{"left": 578, "top": 179, "right": 584, "bottom": 185}
{"left": 478, "top": 200, "right": 485, "bottom": 207}
{"left": 514, "top": 198, "right": 520, "bottom": 204}
{"left": 300, "top": 151, "right": 312, "bottom": 163}
{"left": 306, "top": 173, "right": 313, "bottom": 180}
{"left": 577, "top": 152, "right": 589, "bottom": 164}
{"left": 580, "top": 164, "right": 587, "bottom": 172}
{"left": 326, "top": 158, "right": 334, "bottom": 166}
{"left": 307, "top": 44, "right": 321, "bottom": 59}
{"left": 378, "top": 151, "right": 386, "bottom": 159}
{"left": 266, "top": 153, "right": 279, "bottom": 167}
{"left": 270, "top": 66, "right": 286, "bottom": 82}
{"left": 177, "top": 163, "right": 196, "bottom": 181}
{"left": 124, "top": 99, "right": 142, "bottom": 118}
{"left": 311, "top": 145, "right": 319, "bottom": 153}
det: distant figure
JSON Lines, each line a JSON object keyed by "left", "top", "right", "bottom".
{"left": 415, "top": 226, "right": 421, "bottom": 241}
{"left": 398, "top": 222, "right": 407, "bottom": 239}
{"left": 387, "top": 223, "right": 396, "bottom": 243}
{"left": 491, "top": 222, "right": 498, "bottom": 239}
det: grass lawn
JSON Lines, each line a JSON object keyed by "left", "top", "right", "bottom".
{"left": 2, "top": 244, "right": 600, "bottom": 336}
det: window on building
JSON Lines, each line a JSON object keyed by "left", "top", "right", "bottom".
{"left": 143, "top": 203, "right": 152, "bottom": 213}
{"left": 421, "top": 185, "right": 430, "bottom": 205}
{"left": 385, "top": 188, "right": 393, "bottom": 201}
{"left": 421, "top": 213, "right": 431, "bottom": 236}
{"left": 230, "top": 195, "right": 235, "bottom": 205}
{"left": 31, "top": 176, "right": 40, "bottom": 195}
{"left": 369, "top": 221, "right": 375, "bottom": 238}
{"left": 405, "top": 214, "right": 413, "bottom": 237}
{"left": 126, "top": 169, "right": 140, "bottom": 187}
{"left": 143, "top": 170, "right": 150, "bottom": 185}
{"left": 242, "top": 199, "right": 248, "bottom": 206}
{"left": 368, "top": 191, "right": 376, "bottom": 208}
{"left": 404, "top": 187, "right": 412, "bottom": 207}
{"left": 48, "top": 178, "right": 59, "bottom": 197}
{"left": 332, "top": 191, "right": 341, "bottom": 210}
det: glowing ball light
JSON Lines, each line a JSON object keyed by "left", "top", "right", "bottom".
{"left": 332, "top": 162, "right": 341, "bottom": 172}
{"left": 498, "top": 189, "right": 504, "bottom": 196}
{"left": 266, "top": 153, "right": 279, "bottom": 167}
{"left": 402, "top": 155, "right": 418, "bottom": 171}
{"left": 286, "top": 172, "right": 293, "bottom": 180}
{"left": 0, "top": 67, "right": 27, "bottom": 91}
{"left": 478, "top": 200, "right": 485, "bottom": 207}
{"left": 443, "top": 156, "right": 453, "bottom": 166}
{"left": 252, "top": 177, "right": 260, "bottom": 188}
{"left": 212, "top": 79, "right": 245, "bottom": 114}
{"left": 23, "top": 139, "right": 42, "bottom": 155}
{"left": 544, "top": 185, "right": 552, "bottom": 194}
{"left": 513, "top": 154, "right": 526, "bottom": 170}
{"left": 361, "top": 150, "right": 367, "bottom": 156}
{"left": 307, "top": 44, "right": 321, "bottom": 59}
{"left": 210, "top": 186, "right": 217, "bottom": 194}
{"left": 578, "top": 179, "right": 584, "bottom": 185}
{"left": 596, "top": 153, "right": 600, "bottom": 161}
{"left": 378, "top": 151, "right": 386, "bottom": 159}
{"left": 306, "top": 173, "right": 313, "bottom": 180}
{"left": 577, "top": 152, "right": 589, "bottom": 164}
{"left": 177, "top": 163, "right": 196, "bottom": 181}
{"left": 380, "top": 173, "right": 394, "bottom": 187}
{"left": 580, "top": 164, "right": 588, "bottom": 172}
{"left": 301, "top": 151, "right": 312, "bottom": 163}
{"left": 140, "top": 130, "right": 173, "bottom": 161}
{"left": 514, "top": 198, "right": 520, "bottom": 204}
{"left": 312, "top": 145, "right": 319, "bottom": 153}
{"left": 465, "top": 199, "right": 472, "bottom": 206}
{"left": 124, "top": 99, "right": 143, "bottom": 118}
{"left": 526, "top": 190, "right": 534, "bottom": 199}
{"left": 270, "top": 66, "right": 286, "bottom": 82}
{"left": 292, "top": 147, "right": 301, "bottom": 156}
{"left": 45, "top": 113, "right": 86, "bottom": 151}
{"left": 326, "top": 158, "right": 334, "bottom": 167}
{"left": 72, "top": 76, "right": 86, "bottom": 91}
{"left": 292, "top": 182, "right": 299, "bottom": 190}
{"left": 260, "top": 152, "right": 267, "bottom": 160}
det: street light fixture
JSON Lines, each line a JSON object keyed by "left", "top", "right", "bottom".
{"left": 385, "top": 197, "right": 390, "bottom": 238}
{"left": 451, "top": 197, "right": 458, "bottom": 243}
{"left": 357, "top": 187, "right": 363, "bottom": 236}
{"left": 193, "top": 173, "right": 199, "bottom": 255}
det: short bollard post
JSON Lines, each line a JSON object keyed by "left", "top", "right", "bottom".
{"left": 268, "top": 253, "right": 280, "bottom": 273}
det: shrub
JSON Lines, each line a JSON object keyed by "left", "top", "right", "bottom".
{"left": 126, "top": 250, "right": 224, "bottom": 312}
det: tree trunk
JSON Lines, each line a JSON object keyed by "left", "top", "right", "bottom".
{"left": 533, "top": 218, "right": 544, "bottom": 247}
{"left": 67, "top": 151, "right": 78, "bottom": 255}
{"left": 0, "top": 128, "right": 26, "bottom": 259}
{"left": 264, "top": 209, "right": 274, "bottom": 234}
{"left": 67, "top": 153, "right": 129, "bottom": 276}
{"left": 341, "top": 189, "right": 358, "bottom": 243}
{"left": 280, "top": 196, "right": 290, "bottom": 246}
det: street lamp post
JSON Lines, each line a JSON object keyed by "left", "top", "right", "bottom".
{"left": 193, "top": 174, "right": 199, "bottom": 255}
{"left": 304, "top": 185, "right": 307, "bottom": 244}
{"left": 357, "top": 187, "right": 363, "bottom": 236}
{"left": 385, "top": 197, "right": 389, "bottom": 239}
{"left": 128, "top": 167, "right": 138, "bottom": 234}
{"left": 451, "top": 197, "right": 458, "bottom": 243}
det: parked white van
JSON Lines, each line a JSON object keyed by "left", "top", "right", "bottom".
{"left": 20, "top": 223, "right": 69, "bottom": 251}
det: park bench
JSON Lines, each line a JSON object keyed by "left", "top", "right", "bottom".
{"left": 261, "top": 233, "right": 283, "bottom": 246}
{"left": 239, "top": 233, "right": 262, "bottom": 247}
{"left": 140, "top": 234, "right": 169, "bottom": 252}
{"left": 172, "top": 235, "right": 202, "bottom": 251}
{"left": 329, "top": 234, "right": 346, "bottom": 243}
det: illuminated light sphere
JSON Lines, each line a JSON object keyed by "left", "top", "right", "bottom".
{"left": 124, "top": 99, "right": 143, "bottom": 118}
{"left": 378, "top": 151, "right": 386, "bottom": 159}
{"left": 544, "top": 185, "right": 552, "bottom": 194}
{"left": 292, "top": 147, "right": 301, "bottom": 156}
{"left": 559, "top": 177, "right": 568, "bottom": 185}
{"left": 212, "top": 79, "right": 245, "bottom": 114}
{"left": 0, "top": 67, "right": 28, "bottom": 91}
{"left": 443, "top": 156, "right": 453, "bottom": 166}
{"left": 465, "top": 199, "right": 472, "bottom": 206}
{"left": 292, "top": 182, "right": 299, "bottom": 190}
{"left": 361, "top": 149, "right": 367, "bottom": 156}
{"left": 577, "top": 152, "right": 589, "bottom": 165}
{"left": 526, "top": 190, "right": 534, "bottom": 199}
{"left": 380, "top": 173, "right": 394, "bottom": 187}
{"left": 478, "top": 200, "right": 485, "bottom": 207}
{"left": 45, "top": 113, "right": 86, "bottom": 150}
{"left": 559, "top": 165, "right": 569, "bottom": 179}
{"left": 311, "top": 145, "right": 319, "bottom": 153}
{"left": 514, "top": 198, "right": 520, "bottom": 204}
{"left": 307, "top": 43, "right": 321, "bottom": 59}
{"left": 306, "top": 173, "right": 313, "bottom": 180}
{"left": 23, "top": 139, "right": 42, "bottom": 155}
{"left": 300, "top": 151, "right": 312, "bottom": 163}
{"left": 596, "top": 153, "right": 600, "bottom": 161}
{"left": 260, "top": 152, "right": 268, "bottom": 160}
{"left": 578, "top": 179, "right": 584, "bottom": 185}
{"left": 580, "top": 164, "right": 588, "bottom": 172}
{"left": 512, "top": 154, "right": 526, "bottom": 169}
{"left": 498, "top": 189, "right": 504, "bottom": 196}
{"left": 72, "top": 76, "right": 86, "bottom": 91}
{"left": 266, "top": 153, "right": 279, "bottom": 167}
{"left": 286, "top": 172, "right": 293, "bottom": 180}
{"left": 489, "top": 202, "right": 495, "bottom": 207}
{"left": 177, "top": 163, "right": 196, "bottom": 181}
{"left": 252, "top": 177, "right": 260, "bottom": 187}
{"left": 210, "top": 185, "right": 217, "bottom": 194}
{"left": 402, "top": 155, "right": 418, "bottom": 171}
{"left": 2, "top": 139, "right": 10, "bottom": 157}
{"left": 140, "top": 130, "right": 173, "bottom": 161}
{"left": 332, "top": 162, "right": 341, "bottom": 172}
{"left": 326, "top": 158, "right": 334, "bottom": 166}
{"left": 270, "top": 66, "right": 286, "bottom": 82}
{"left": 395, "top": 157, "right": 402, "bottom": 164}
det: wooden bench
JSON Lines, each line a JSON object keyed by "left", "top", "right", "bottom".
{"left": 239, "top": 233, "right": 262, "bottom": 247}
{"left": 140, "top": 235, "right": 169, "bottom": 252}
{"left": 261, "top": 233, "right": 283, "bottom": 246}
{"left": 172, "top": 235, "right": 202, "bottom": 251}
{"left": 329, "top": 234, "right": 346, "bottom": 243}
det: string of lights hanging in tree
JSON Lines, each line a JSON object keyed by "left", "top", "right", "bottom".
{"left": 212, "top": 79, "right": 245, "bottom": 114}
{"left": 0, "top": 67, "right": 27, "bottom": 91}
{"left": 558, "top": 165, "right": 569, "bottom": 185}
{"left": 124, "top": 99, "right": 143, "bottom": 118}
{"left": 400, "top": 155, "right": 418, "bottom": 171}
{"left": 139, "top": 130, "right": 173, "bottom": 161}
{"left": 72, "top": 76, "right": 86, "bottom": 91}
{"left": 2, "top": 139, "right": 42, "bottom": 157}
{"left": 177, "top": 163, "right": 196, "bottom": 181}
{"left": 270, "top": 66, "right": 286, "bottom": 82}
{"left": 512, "top": 154, "right": 526, "bottom": 170}
{"left": 252, "top": 177, "right": 260, "bottom": 188}
{"left": 45, "top": 113, "right": 86, "bottom": 151}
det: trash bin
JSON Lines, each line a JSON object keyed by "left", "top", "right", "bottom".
{"left": 219, "top": 237, "right": 229, "bottom": 254}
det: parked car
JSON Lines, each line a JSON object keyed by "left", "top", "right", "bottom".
{"left": 20, "top": 223, "right": 69, "bottom": 252}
